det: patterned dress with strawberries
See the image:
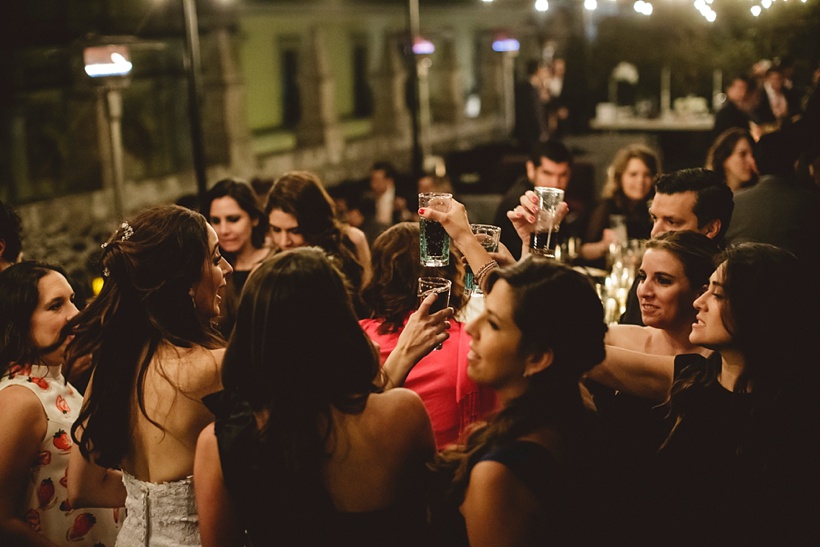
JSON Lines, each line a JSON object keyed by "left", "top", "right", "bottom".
{"left": 0, "top": 364, "right": 122, "bottom": 546}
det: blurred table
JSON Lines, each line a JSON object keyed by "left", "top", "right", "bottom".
{"left": 589, "top": 113, "right": 715, "bottom": 173}
{"left": 589, "top": 114, "right": 714, "bottom": 132}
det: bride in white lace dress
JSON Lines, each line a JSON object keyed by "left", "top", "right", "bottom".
{"left": 65, "top": 206, "right": 232, "bottom": 546}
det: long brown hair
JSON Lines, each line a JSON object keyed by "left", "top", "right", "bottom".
{"left": 220, "top": 247, "right": 383, "bottom": 543}
{"left": 68, "top": 205, "right": 223, "bottom": 468}
{"left": 266, "top": 171, "right": 366, "bottom": 315}
{"left": 0, "top": 261, "right": 69, "bottom": 373}
{"left": 665, "top": 244, "right": 818, "bottom": 463}
{"left": 602, "top": 144, "right": 661, "bottom": 207}
{"left": 361, "top": 222, "right": 466, "bottom": 333}
{"left": 705, "top": 127, "right": 757, "bottom": 188}
{"left": 434, "top": 258, "right": 607, "bottom": 502}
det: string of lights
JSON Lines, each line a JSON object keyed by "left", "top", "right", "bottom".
{"left": 480, "top": 0, "right": 812, "bottom": 21}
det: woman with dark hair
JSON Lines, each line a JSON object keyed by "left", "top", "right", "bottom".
{"left": 0, "top": 262, "right": 120, "bottom": 546}
{"left": 586, "top": 231, "right": 720, "bottom": 511}
{"left": 428, "top": 257, "right": 614, "bottom": 546}
{"left": 204, "top": 178, "right": 270, "bottom": 337}
{"left": 580, "top": 144, "right": 661, "bottom": 267}
{"left": 705, "top": 127, "right": 758, "bottom": 192}
{"left": 607, "top": 230, "right": 719, "bottom": 355}
{"left": 588, "top": 243, "right": 820, "bottom": 544}
{"left": 360, "top": 222, "right": 496, "bottom": 449}
{"left": 66, "top": 205, "right": 232, "bottom": 546}
{"left": 194, "top": 247, "right": 437, "bottom": 547}
{"left": 265, "top": 171, "right": 370, "bottom": 316}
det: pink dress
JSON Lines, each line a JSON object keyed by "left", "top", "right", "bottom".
{"left": 360, "top": 318, "right": 497, "bottom": 448}
{"left": 0, "top": 364, "right": 122, "bottom": 546}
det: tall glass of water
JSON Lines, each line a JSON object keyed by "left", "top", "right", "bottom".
{"left": 530, "top": 187, "right": 564, "bottom": 259}
{"left": 464, "top": 224, "right": 501, "bottom": 295}
{"left": 417, "top": 276, "right": 452, "bottom": 350}
{"left": 419, "top": 192, "right": 452, "bottom": 267}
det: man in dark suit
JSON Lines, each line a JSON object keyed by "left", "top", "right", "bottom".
{"left": 512, "top": 60, "right": 549, "bottom": 152}
{"left": 367, "top": 161, "right": 415, "bottom": 227}
{"left": 753, "top": 65, "right": 801, "bottom": 126}
{"left": 492, "top": 140, "right": 573, "bottom": 260}
{"left": 619, "top": 169, "right": 734, "bottom": 325}
{"left": 726, "top": 93, "right": 820, "bottom": 273}
{"left": 713, "top": 75, "right": 752, "bottom": 139}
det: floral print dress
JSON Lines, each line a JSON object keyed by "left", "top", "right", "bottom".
{"left": 0, "top": 364, "right": 121, "bottom": 546}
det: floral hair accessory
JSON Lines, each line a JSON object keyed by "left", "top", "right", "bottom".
{"left": 101, "top": 221, "right": 135, "bottom": 276}
{"left": 119, "top": 221, "right": 134, "bottom": 242}
{"left": 101, "top": 221, "right": 134, "bottom": 249}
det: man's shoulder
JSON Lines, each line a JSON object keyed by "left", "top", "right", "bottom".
{"left": 495, "top": 178, "right": 532, "bottom": 215}
{"left": 501, "top": 177, "right": 533, "bottom": 200}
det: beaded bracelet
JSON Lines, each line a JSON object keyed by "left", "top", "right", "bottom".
{"left": 474, "top": 259, "right": 499, "bottom": 291}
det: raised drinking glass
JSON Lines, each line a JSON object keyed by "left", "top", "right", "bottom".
{"left": 419, "top": 192, "right": 453, "bottom": 267}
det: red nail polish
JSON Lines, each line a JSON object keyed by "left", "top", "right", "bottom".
{"left": 418, "top": 208, "right": 425, "bottom": 215}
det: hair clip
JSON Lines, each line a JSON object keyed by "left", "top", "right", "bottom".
{"left": 120, "top": 221, "right": 134, "bottom": 242}
{"left": 103, "top": 267, "right": 110, "bottom": 277}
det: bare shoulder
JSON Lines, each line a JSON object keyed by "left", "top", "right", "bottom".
{"left": 162, "top": 345, "right": 224, "bottom": 396}
{"left": 466, "top": 458, "right": 540, "bottom": 517}
{"left": 605, "top": 324, "right": 650, "bottom": 351}
{"left": 0, "top": 385, "right": 47, "bottom": 442}
{"left": 372, "top": 387, "right": 426, "bottom": 417}
{"left": 469, "top": 459, "right": 519, "bottom": 493}
{"left": 367, "top": 388, "right": 432, "bottom": 444}
{"left": 345, "top": 226, "right": 368, "bottom": 248}
{"left": 0, "top": 384, "right": 45, "bottom": 416}
{"left": 196, "top": 422, "right": 217, "bottom": 453}
{"left": 463, "top": 458, "right": 535, "bottom": 545}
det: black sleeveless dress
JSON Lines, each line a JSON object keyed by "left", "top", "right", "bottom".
{"left": 203, "top": 390, "right": 429, "bottom": 547}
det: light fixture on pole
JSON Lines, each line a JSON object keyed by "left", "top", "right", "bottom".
{"left": 83, "top": 39, "right": 134, "bottom": 221}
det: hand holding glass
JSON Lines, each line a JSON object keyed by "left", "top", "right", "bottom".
{"left": 464, "top": 224, "right": 501, "bottom": 295}
{"left": 530, "top": 187, "right": 564, "bottom": 258}
{"left": 417, "top": 276, "right": 452, "bottom": 350}
{"left": 419, "top": 193, "right": 452, "bottom": 267}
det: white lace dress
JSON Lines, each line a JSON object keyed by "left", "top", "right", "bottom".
{"left": 116, "top": 471, "right": 200, "bottom": 547}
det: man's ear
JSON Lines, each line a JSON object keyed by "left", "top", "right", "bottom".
{"left": 525, "top": 160, "right": 535, "bottom": 182}
{"left": 702, "top": 219, "right": 721, "bottom": 239}
{"left": 523, "top": 348, "right": 554, "bottom": 378}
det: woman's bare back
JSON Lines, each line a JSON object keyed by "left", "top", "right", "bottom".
{"left": 123, "top": 345, "right": 224, "bottom": 483}
{"left": 320, "top": 387, "right": 435, "bottom": 512}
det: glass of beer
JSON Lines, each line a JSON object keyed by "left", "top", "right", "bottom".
{"left": 417, "top": 276, "right": 452, "bottom": 350}
{"left": 464, "top": 224, "right": 501, "bottom": 295}
{"left": 419, "top": 192, "right": 452, "bottom": 267}
{"left": 530, "top": 187, "right": 565, "bottom": 259}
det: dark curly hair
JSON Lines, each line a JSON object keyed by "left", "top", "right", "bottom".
{"left": 265, "top": 171, "right": 367, "bottom": 316}
{"left": 361, "top": 222, "right": 466, "bottom": 334}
